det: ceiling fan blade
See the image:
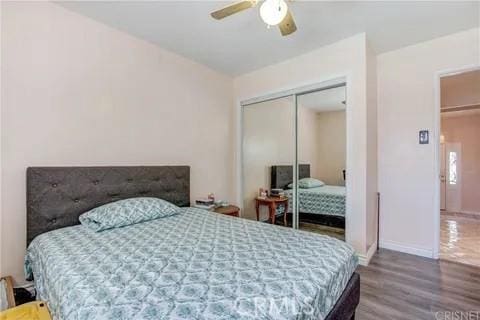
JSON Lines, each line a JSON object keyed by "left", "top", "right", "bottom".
{"left": 211, "top": 1, "right": 256, "bottom": 20}
{"left": 278, "top": 9, "right": 297, "bottom": 36}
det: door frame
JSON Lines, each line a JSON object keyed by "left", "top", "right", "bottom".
{"left": 440, "top": 143, "right": 446, "bottom": 211}
{"left": 238, "top": 75, "right": 351, "bottom": 239}
{"left": 433, "top": 65, "right": 480, "bottom": 259}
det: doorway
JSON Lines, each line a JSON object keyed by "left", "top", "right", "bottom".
{"left": 438, "top": 68, "right": 480, "bottom": 267}
{"left": 440, "top": 142, "right": 462, "bottom": 212}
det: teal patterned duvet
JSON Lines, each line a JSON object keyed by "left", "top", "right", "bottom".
{"left": 25, "top": 207, "right": 357, "bottom": 320}
{"left": 284, "top": 186, "right": 346, "bottom": 217}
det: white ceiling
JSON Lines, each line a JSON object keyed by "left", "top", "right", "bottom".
{"left": 58, "top": 1, "right": 479, "bottom": 76}
{"left": 298, "top": 86, "right": 346, "bottom": 112}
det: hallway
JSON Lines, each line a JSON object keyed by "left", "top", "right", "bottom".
{"left": 440, "top": 211, "right": 480, "bottom": 267}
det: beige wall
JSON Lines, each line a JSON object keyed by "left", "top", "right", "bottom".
{"left": 377, "top": 28, "right": 480, "bottom": 257}
{"left": 298, "top": 106, "right": 321, "bottom": 180}
{"left": 1, "top": 2, "right": 234, "bottom": 283}
{"left": 441, "top": 70, "right": 480, "bottom": 108}
{"left": 441, "top": 113, "right": 480, "bottom": 214}
{"left": 242, "top": 98, "right": 295, "bottom": 220}
{"left": 313, "top": 111, "right": 346, "bottom": 186}
{"left": 234, "top": 33, "right": 378, "bottom": 263}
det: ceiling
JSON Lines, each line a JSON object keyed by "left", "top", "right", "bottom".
{"left": 298, "top": 86, "right": 346, "bottom": 112}
{"left": 58, "top": 1, "right": 479, "bottom": 76}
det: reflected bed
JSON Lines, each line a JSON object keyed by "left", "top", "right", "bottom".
{"left": 271, "top": 165, "right": 346, "bottom": 228}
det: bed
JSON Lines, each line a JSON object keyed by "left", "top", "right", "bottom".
{"left": 25, "top": 166, "right": 359, "bottom": 320}
{"left": 271, "top": 165, "right": 346, "bottom": 228}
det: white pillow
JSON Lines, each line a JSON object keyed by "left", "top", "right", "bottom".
{"left": 288, "top": 178, "right": 325, "bottom": 189}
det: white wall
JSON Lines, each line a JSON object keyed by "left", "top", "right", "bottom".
{"left": 366, "top": 42, "right": 378, "bottom": 249}
{"left": 0, "top": 1, "right": 3, "bottom": 278}
{"left": 1, "top": 2, "right": 233, "bottom": 283}
{"left": 377, "top": 28, "right": 480, "bottom": 257}
{"left": 234, "top": 34, "right": 378, "bottom": 262}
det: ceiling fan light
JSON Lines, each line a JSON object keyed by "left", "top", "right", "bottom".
{"left": 260, "top": 0, "right": 288, "bottom": 26}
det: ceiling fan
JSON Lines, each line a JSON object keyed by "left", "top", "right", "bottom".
{"left": 210, "top": 0, "right": 297, "bottom": 36}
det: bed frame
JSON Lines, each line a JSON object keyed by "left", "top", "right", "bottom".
{"left": 26, "top": 165, "right": 358, "bottom": 320}
{"left": 271, "top": 164, "right": 345, "bottom": 229}
{"left": 26, "top": 166, "right": 190, "bottom": 245}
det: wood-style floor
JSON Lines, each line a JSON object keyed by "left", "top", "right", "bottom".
{"left": 356, "top": 249, "right": 480, "bottom": 320}
{"left": 299, "top": 221, "right": 345, "bottom": 241}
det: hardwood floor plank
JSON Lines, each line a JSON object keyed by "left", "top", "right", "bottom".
{"left": 356, "top": 249, "right": 480, "bottom": 320}
{"left": 360, "top": 264, "right": 480, "bottom": 304}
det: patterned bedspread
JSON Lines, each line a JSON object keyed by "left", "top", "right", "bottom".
{"left": 284, "top": 186, "right": 346, "bottom": 217}
{"left": 25, "top": 207, "right": 357, "bottom": 320}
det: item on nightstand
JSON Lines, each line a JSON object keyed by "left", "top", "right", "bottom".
{"left": 194, "top": 198, "right": 216, "bottom": 211}
{"left": 193, "top": 203, "right": 215, "bottom": 211}
{"left": 195, "top": 198, "right": 214, "bottom": 206}
{"left": 0, "top": 301, "right": 52, "bottom": 320}
{"left": 270, "top": 188, "right": 285, "bottom": 197}
{"left": 258, "top": 188, "right": 268, "bottom": 199}
{"left": 13, "top": 288, "right": 35, "bottom": 306}
{"left": 214, "top": 200, "right": 229, "bottom": 207}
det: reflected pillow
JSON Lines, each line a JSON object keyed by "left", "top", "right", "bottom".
{"left": 288, "top": 178, "right": 325, "bottom": 189}
{"left": 79, "top": 197, "right": 180, "bottom": 232}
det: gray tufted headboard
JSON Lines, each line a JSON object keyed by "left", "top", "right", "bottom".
{"left": 26, "top": 166, "right": 190, "bottom": 245}
{"left": 270, "top": 164, "right": 310, "bottom": 189}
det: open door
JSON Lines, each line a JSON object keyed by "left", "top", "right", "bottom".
{"left": 445, "top": 142, "right": 462, "bottom": 212}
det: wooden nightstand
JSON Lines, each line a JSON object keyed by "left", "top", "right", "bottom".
{"left": 255, "top": 197, "right": 289, "bottom": 226}
{"left": 214, "top": 205, "right": 240, "bottom": 217}
{"left": 0, "top": 276, "right": 15, "bottom": 309}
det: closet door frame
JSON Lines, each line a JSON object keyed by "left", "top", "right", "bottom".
{"left": 239, "top": 76, "right": 348, "bottom": 232}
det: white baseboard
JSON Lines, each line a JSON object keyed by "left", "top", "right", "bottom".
{"left": 379, "top": 239, "right": 433, "bottom": 258}
{"left": 357, "top": 240, "right": 378, "bottom": 266}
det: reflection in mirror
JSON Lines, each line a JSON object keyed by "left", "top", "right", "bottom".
{"left": 295, "top": 85, "right": 347, "bottom": 240}
{"left": 242, "top": 96, "right": 294, "bottom": 227}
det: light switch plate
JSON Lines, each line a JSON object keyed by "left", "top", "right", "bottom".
{"left": 419, "top": 130, "right": 429, "bottom": 144}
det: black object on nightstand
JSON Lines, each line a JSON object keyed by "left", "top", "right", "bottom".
{"left": 14, "top": 287, "right": 36, "bottom": 305}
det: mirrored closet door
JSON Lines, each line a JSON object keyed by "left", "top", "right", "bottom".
{"left": 241, "top": 84, "right": 347, "bottom": 241}
{"left": 296, "top": 86, "right": 346, "bottom": 240}
{"left": 242, "top": 95, "right": 295, "bottom": 228}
